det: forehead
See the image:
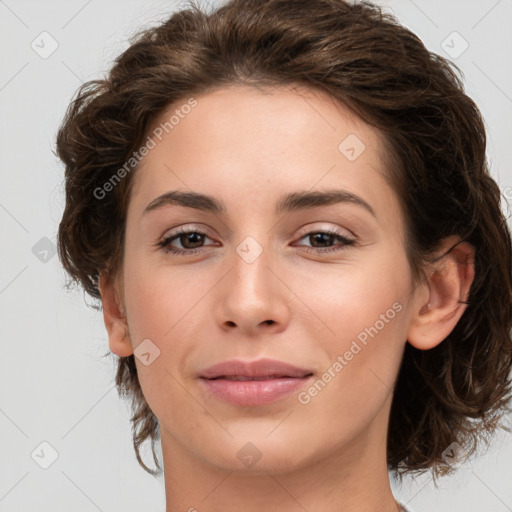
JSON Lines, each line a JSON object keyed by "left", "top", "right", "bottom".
{"left": 128, "top": 84, "right": 402, "bottom": 229}
{"left": 141, "top": 83, "right": 382, "bottom": 162}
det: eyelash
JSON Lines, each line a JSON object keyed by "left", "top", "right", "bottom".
{"left": 156, "top": 227, "right": 356, "bottom": 256}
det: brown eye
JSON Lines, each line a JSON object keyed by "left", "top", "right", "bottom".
{"left": 176, "top": 232, "right": 206, "bottom": 249}
{"left": 295, "top": 230, "right": 356, "bottom": 254}
{"left": 157, "top": 229, "right": 215, "bottom": 255}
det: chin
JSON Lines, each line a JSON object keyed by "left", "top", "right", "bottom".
{"left": 212, "top": 451, "right": 309, "bottom": 476}
{"left": 197, "top": 433, "right": 315, "bottom": 475}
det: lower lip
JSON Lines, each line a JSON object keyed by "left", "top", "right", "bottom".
{"left": 200, "top": 376, "right": 313, "bottom": 406}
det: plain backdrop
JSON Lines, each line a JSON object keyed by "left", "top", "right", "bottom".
{"left": 1, "top": 1, "right": 511, "bottom": 511}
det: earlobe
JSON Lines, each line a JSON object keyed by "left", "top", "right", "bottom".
{"left": 407, "top": 236, "right": 475, "bottom": 351}
{"left": 98, "top": 273, "right": 134, "bottom": 357}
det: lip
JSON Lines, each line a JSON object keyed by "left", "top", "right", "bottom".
{"left": 198, "top": 358, "right": 314, "bottom": 406}
{"left": 199, "top": 358, "right": 313, "bottom": 379}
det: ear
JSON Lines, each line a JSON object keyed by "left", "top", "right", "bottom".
{"left": 407, "top": 236, "right": 475, "bottom": 350}
{"left": 98, "top": 273, "right": 134, "bottom": 357}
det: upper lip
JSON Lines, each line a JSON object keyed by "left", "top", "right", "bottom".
{"left": 199, "top": 358, "right": 313, "bottom": 379}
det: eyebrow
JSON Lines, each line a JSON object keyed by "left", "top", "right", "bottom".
{"left": 143, "top": 189, "right": 376, "bottom": 218}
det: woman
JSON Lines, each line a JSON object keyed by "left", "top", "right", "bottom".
{"left": 56, "top": 0, "right": 512, "bottom": 510}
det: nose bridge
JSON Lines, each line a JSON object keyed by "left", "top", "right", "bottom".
{"left": 231, "top": 233, "right": 276, "bottom": 302}
{"left": 214, "top": 231, "right": 290, "bottom": 332}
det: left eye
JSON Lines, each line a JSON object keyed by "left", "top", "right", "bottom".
{"left": 294, "top": 230, "right": 356, "bottom": 253}
{"left": 156, "top": 228, "right": 356, "bottom": 255}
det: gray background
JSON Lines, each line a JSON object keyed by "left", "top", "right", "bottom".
{"left": 1, "top": 0, "right": 511, "bottom": 511}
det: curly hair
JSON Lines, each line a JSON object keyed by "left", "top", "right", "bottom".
{"left": 56, "top": 0, "right": 512, "bottom": 477}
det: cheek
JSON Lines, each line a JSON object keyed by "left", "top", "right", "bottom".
{"left": 123, "top": 254, "right": 207, "bottom": 343}
{"left": 298, "top": 248, "right": 411, "bottom": 404}
{"left": 297, "top": 297, "right": 407, "bottom": 446}
{"left": 123, "top": 266, "right": 210, "bottom": 425}
{"left": 297, "top": 247, "right": 411, "bottom": 352}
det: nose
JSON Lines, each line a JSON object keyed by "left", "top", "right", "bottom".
{"left": 214, "top": 238, "right": 292, "bottom": 336}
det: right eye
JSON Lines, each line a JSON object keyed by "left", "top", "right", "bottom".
{"left": 157, "top": 228, "right": 217, "bottom": 255}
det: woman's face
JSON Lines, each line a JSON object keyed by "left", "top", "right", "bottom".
{"left": 114, "top": 85, "right": 426, "bottom": 473}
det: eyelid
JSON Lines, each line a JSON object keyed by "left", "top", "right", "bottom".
{"left": 160, "top": 223, "right": 215, "bottom": 239}
{"left": 159, "top": 222, "right": 354, "bottom": 245}
{"left": 294, "top": 222, "right": 355, "bottom": 239}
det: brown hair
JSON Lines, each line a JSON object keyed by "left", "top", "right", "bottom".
{"left": 56, "top": 0, "right": 512, "bottom": 478}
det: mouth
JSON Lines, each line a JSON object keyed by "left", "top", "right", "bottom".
{"left": 198, "top": 359, "right": 314, "bottom": 406}
{"left": 204, "top": 374, "right": 313, "bottom": 381}
{"left": 199, "top": 375, "right": 313, "bottom": 406}
{"left": 199, "top": 357, "right": 313, "bottom": 380}
{"left": 199, "top": 374, "right": 314, "bottom": 407}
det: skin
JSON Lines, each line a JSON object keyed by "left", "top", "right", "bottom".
{"left": 99, "top": 84, "right": 475, "bottom": 512}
